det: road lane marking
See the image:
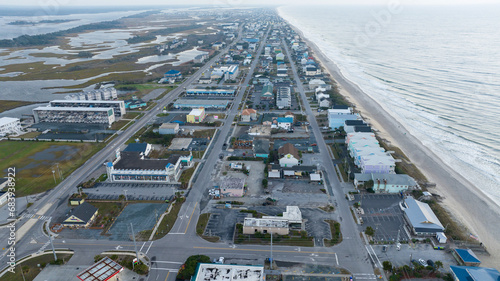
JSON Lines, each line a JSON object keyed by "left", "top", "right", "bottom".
{"left": 139, "top": 241, "right": 146, "bottom": 252}
{"left": 193, "top": 246, "right": 335, "bottom": 255}
{"left": 146, "top": 241, "right": 154, "bottom": 255}
{"left": 155, "top": 261, "right": 183, "bottom": 264}
{"left": 335, "top": 253, "right": 338, "bottom": 265}
{"left": 184, "top": 202, "right": 198, "bottom": 234}
{"left": 165, "top": 271, "right": 170, "bottom": 281}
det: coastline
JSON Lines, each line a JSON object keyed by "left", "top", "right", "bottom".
{"left": 278, "top": 10, "right": 500, "bottom": 266}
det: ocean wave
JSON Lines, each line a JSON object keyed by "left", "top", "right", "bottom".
{"left": 279, "top": 5, "right": 500, "bottom": 206}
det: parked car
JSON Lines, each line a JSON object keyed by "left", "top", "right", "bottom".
{"left": 418, "top": 259, "right": 428, "bottom": 267}
{"left": 427, "top": 260, "right": 435, "bottom": 268}
{"left": 382, "top": 245, "right": 387, "bottom": 252}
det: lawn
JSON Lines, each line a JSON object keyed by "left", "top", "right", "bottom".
{"left": 196, "top": 213, "right": 220, "bottom": 242}
{"left": 192, "top": 129, "right": 216, "bottom": 138}
{"left": 0, "top": 100, "right": 35, "bottom": 113}
{"left": 122, "top": 112, "right": 143, "bottom": 119}
{"left": 0, "top": 141, "right": 104, "bottom": 196}
{"left": 0, "top": 253, "right": 73, "bottom": 281}
{"left": 87, "top": 201, "right": 125, "bottom": 233}
{"left": 153, "top": 198, "right": 184, "bottom": 240}
{"left": 179, "top": 163, "right": 199, "bottom": 188}
{"left": 110, "top": 119, "right": 131, "bottom": 130}
{"left": 323, "top": 220, "right": 342, "bottom": 247}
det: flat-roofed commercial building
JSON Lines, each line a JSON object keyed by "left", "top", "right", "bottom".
{"left": 49, "top": 100, "right": 126, "bottom": 117}
{"left": 33, "top": 106, "right": 115, "bottom": 126}
{"left": 186, "top": 86, "right": 236, "bottom": 97}
{"left": 243, "top": 206, "right": 303, "bottom": 235}
{"left": 193, "top": 264, "right": 264, "bottom": 281}
{"left": 106, "top": 150, "right": 193, "bottom": 183}
{"left": 187, "top": 108, "right": 206, "bottom": 123}
{"left": 0, "top": 117, "right": 21, "bottom": 136}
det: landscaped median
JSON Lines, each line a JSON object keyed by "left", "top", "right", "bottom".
{"left": 323, "top": 220, "right": 342, "bottom": 247}
{"left": 196, "top": 213, "right": 220, "bottom": 242}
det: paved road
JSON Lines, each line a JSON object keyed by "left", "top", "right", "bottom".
{"left": 281, "top": 40, "right": 380, "bottom": 279}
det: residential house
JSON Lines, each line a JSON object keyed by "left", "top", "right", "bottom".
{"left": 344, "top": 120, "right": 367, "bottom": 133}
{"left": 261, "top": 83, "right": 274, "bottom": 100}
{"left": 328, "top": 105, "right": 359, "bottom": 129}
{"left": 164, "top": 69, "right": 182, "bottom": 83}
{"left": 241, "top": 109, "right": 257, "bottom": 122}
{"left": 276, "top": 117, "right": 293, "bottom": 130}
{"left": 305, "top": 65, "right": 320, "bottom": 76}
{"left": 63, "top": 202, "right": 98, "bottom": 228}
{"left": 309, "top": 79, "right": 331, "bottom": 90}
{"left": 278, "top": 143, "right": 300, "bottom": 167}
{"left": 354, "top": 173, "right": 417, "bottom": 193}
{"left": 233, "top": 133, "right": 253, "bottom": 149}
{"left": 262, "top": 113, "right": 278, "bottom": 126}
{"left": 276, "top": 53, "right": 285, "bottom": 61}
{"left": 253, "top": 139, "right": 270, "bottom": 158}
{"left": 319, "top": 98, "right": 330, "bottom": 108}
{"left": 453, "top": 249, "right": 482, "bottom": 267}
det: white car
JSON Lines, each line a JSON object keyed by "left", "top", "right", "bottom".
{"left": 418, "top": 258, "right": 428, "bottom": 267}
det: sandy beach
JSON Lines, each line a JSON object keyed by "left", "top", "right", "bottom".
{"left": 284, "top": 19, "right": 500, "bottom": 266}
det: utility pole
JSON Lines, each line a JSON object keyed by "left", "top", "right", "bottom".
{"left": 124, "top": 190, "right": 128, "bottom": 202}
{"left": 270, "top": 232, "right": 273, "bottom": 270}
{"left": 52, "top": 170, "right": 56, "bottom": 184}
{"left": 19, "top": 265, "right": 26, "bottom": 281}
{"left": 130, "top": 223, "right": 138, "bottom": 269}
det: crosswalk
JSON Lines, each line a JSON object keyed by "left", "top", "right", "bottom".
{"left": 21, "top": 213, "right": 51, "bottom": 221}
{"left": 353, "top": 273, "right": 379, "bottom": 280}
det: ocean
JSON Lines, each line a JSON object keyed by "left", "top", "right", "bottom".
{"left": 278, "top": 5, "right": 500, "bottom": 206}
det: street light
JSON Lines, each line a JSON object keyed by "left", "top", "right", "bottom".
{"left": 52, "top": 170, "right": 56, "bottom": 184}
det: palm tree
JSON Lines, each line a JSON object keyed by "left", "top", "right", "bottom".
{"left": 435, "top": 260, "right": 443, "bottom": 270}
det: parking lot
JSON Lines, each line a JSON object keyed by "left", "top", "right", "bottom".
{"left": 354, "top": 194, "right": 409, "bottom": 242}
{"left": 203, "top": 209, "right": 250, "bottom": 241}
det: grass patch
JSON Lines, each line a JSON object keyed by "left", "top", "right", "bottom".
{"left": 17, "top": 131, "right": 41, "bottom": 138}
{"left": 86, "top": 201, "right": 125, "bottom": 233}
{"left": 324, "top": 220, "right": 342, "bottom": 247}
{"left": 196, "top": 213, "right": 220, "bottom": 242}
{"left": 0, "top": 141, "right": 104, "bottom": 196}
{"left": 110, "top": 120, "right": 131, "bottom": 130}
{"left": 179, "top": 163, "right": 199, "bottom": 188}
{"left": 153, "top": 198, "right": 185, "bottom": 239}
{"left": 126, "top": 126, "right": 148, "bottom": 144}
{"left": 0, "top": 100, "right": 36, "bottom": 113}
{"left": 191, "top": 129, "right": 216, "bottom": 138}
{"left": 319, "top": 205, "right": 335, "bottom": 212}
{"left": 0, "top": 253, "right": 73, "bottom": 281}
{"left": 122, "top": 112, "right": 142, "bottom": 120}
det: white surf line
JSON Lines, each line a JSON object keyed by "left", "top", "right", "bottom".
{"left": 139, "top": 241, "right": 146, "bottom": 252}
{"left": 145, "top": 241, "right": 154, "bottom": 255}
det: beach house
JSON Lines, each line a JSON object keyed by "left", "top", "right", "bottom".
{"left": 328, "top": 105, "right": 359, "bottom": 129}
{"left": 278, "top": 143, "right": 300, "bottom": 167}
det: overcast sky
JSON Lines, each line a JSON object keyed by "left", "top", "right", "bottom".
{"left": 7, "top": 0, "right": 500, "bottom": 6}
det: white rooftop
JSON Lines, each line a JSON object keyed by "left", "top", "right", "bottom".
{"left": 34, "top": 106, "right": 112, "bottom": 112}
{"left": 194, "top": 264, "right": 264, "bottom": 281}
{"left": 0, "top": 117, "right": 19, "bottom": 126}
{"left": 244, "top": 217, "right": 288, "bottom": 228}
{"left": 50, "top": 100, "right": 123, "bottom": 104}
{"left": 282, "top": 206, "right": 302, "bottom": 223}
{"left": 189, "top": 108, "right": 205, "bottom": 116}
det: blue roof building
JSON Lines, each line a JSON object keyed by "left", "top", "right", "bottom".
{"left": 454, "top": 249, "right": 481, "bottom": 266}
{"left": 164, "top": 69, "right": 182, "bottom": 77}
{"left": 450, "top": 265, "right": 500, "bottom": 281}
{"left": 277, "top": 117, "right": 293, "bottom": 123}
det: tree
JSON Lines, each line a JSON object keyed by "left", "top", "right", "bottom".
{"left": 434, "top": 260, "right": 443, "bottom": 270}
{"left": 262, "top": 179, "right": 268, "bottom": 188}
{"left": 365, "top": 226, "right": 375, "bottom": 236}
{"left": 176, "top": 255, "right": 211, "bottom": 280}
{"left": 382, "top": 261, "right": 392, "bottom": 272}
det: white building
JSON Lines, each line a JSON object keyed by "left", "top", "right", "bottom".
{"left": 49, "top": 100, "right": 126, "bottom": 117}
{"left": 193, "top": 264, "right": 264, "bottom": 281}
{"left": 159, "top": 123, "right": 179, "bottom": 135}
{"left": 33, "top": 107, "right": 115, "bottom": 126}
{"left": 213, "top": 65, "right": 239, "bottom": 80}
{"left": 0, "top": 117, "right": 21, "bottom": 136}
{"left": 346, "top": 132, "right": 395, "bottom": 174}
{"left": 276, "top": 87, "right": 291, "bottom": 109}
{"left": 106, "top": 151, "right": 193, "bottom": 183}
{"left": 243, "top": 206, "right": 303, "bottom": 235}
